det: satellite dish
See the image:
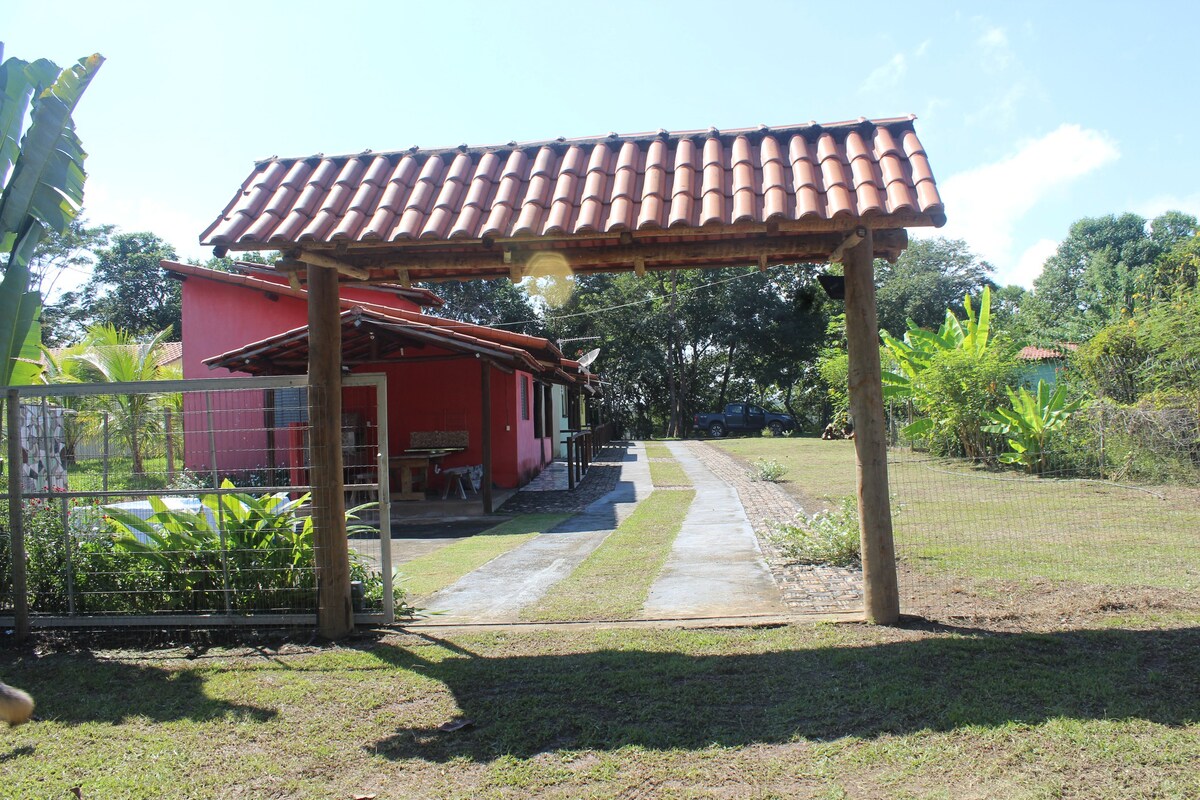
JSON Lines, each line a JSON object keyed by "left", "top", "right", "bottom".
{"left": 578, "top": 348, "right": 601, "bottom": 372}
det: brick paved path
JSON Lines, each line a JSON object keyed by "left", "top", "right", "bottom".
{"left": 681, "top": 440, "right": 863, "bottom": 613}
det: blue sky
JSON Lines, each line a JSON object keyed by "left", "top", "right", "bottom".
{"left": 8, "top": 1, "right": 1199, "bottom": 290}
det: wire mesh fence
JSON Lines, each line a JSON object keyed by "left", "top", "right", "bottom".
{"left": 888, "top": 356, "right": 1200, "bottom": 624}
{"left": 1, "top": 374, "right": 393, "bottom": 627}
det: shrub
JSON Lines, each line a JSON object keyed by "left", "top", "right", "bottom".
{"left": 770, "top": 497, "right": 861, "bottom": 567}
{"left": 749, "top": 459, "right": 788, "bottom": 482}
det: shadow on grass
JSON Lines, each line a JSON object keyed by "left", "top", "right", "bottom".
{"left": 368, "top": 625, "right": 1200, "bottom": 761}
{"left": 0, "top": 652, "right": 275, "bottom": 725}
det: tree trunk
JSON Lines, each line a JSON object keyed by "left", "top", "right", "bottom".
{"left": 717, "top": 342, "right": 737, "bottom": 408}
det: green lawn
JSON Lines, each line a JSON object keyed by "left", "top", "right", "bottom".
{"left": 522, "top": 490, "right": 695, "bottom": 621}
{"left": 3, "top": 621, "right": 1198, "bottom": 799}
{"left": 643, "top": 441, "right": 691, "bottom": 487}
{"left": 398, "top": 514, "right": 568, "bottom": 599}
{"left": 712, "top": 437, "right": 1200, "bottom": 591}
{"left": 66, "top": 455, "right": 175, "bottom": 492}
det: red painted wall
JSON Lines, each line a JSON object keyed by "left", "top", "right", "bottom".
{"left": 180, "top": 275, "right": 422, "bottom": 476}
{"left": 179, "top": 270, "right": 552, "bottom": 490}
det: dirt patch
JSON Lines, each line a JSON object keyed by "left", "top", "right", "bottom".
{"left": 898, "top": 564, "right": 1200, "bottom": 632}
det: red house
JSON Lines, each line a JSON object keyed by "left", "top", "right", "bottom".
{"left": 163, "top": 260, "right": 598, "bottom": 496}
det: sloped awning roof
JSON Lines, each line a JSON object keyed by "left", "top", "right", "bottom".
{"left": 201, "top": 117, "right": 943, "bottom": 282}
{"left": 204, "top": 306, "right": 593, "bottom": 388}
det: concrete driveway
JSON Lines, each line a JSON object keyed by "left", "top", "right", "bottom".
{"left": 410, "top": 441, "right": 787, "bottom": 625}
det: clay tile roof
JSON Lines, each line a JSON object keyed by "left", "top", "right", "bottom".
{"left": 1017, "top": 344, "right": 1079, "bottom": 361}
{"left": 202, "top": 117, "right": 944, "bottom": 267}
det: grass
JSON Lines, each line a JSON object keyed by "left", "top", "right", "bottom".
{"left": 521, "top": 490, "right": 695, "bottom": 621}
{"left": 3, "top": 620, "right": 1198, "bottom": 799}
{"left": 66, "top": 455, "right": 176, "bottom": 492}
{"left": 713, "top": 437, "right": 1200, "bottom": 592}
{"left": 397, "top": 514, "right": 568, "bottom": 599}
{"left": 642, "top": 441, "right": 692, "bottom": 486}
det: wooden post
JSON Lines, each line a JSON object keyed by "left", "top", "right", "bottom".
{"left": 308, "top": 265, "right": 353, "bottom": 638}
{"left": 480, "top": 360, "right": 493, "bottom": 514}
{"left": 6, "top": 390, "right": 28, "bottom": 641}
{"left": 842, "top": 229, "right": 900, "bottom": 624}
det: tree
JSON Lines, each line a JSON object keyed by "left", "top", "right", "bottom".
{"left": 35, "top": 216, "right": 113, "bottom": 345}
{"left": 0, "top": 46, "right": 103, "bottom": 384}
{"left": 1028, "top": 212, "right": 1196, "bottom": 341}
{"left": 82, "top": 232, "right": 181, "bottom": 338}
{"left": 75, "top": 324, "right": 180, "bottom": 474}
{"left": 873, "top": 237, "right": 994, "bottom": 336}
{"left": 418, "top": 278, "right": 544, "bottom": 336}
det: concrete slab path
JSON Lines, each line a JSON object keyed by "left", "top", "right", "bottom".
{"left": 641, "top": 441, "right": 786, "bottom": 618}
{"left": 418, "top": 443, "right": 654, "bottom": 622}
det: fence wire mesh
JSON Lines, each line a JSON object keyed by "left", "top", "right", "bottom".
{"left": 888, "top": 354, "right": 1200, "bottom": 625}
{"left": 1, "top": 375, "right": 392, "bottom": 626}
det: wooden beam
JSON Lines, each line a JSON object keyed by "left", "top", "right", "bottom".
{"left": 274, "top": 230, "right": 910, "bottom": 284}
{"left": 481, "top": 360, "right": 493, "bottom": 514}
{"left": 633, "top": 256, "right": 646, "bottom": 277}
{"left": 307, "top": 265, "right": 353, "bottom": 639}
{"left": 295, "top": 249, "right": 371, "bottom": 280}
{"left": 842, "top": 229, "right": 900, "bottom": 624}
{"left": 829, "top": 226, "right": 866, "bottom": 264}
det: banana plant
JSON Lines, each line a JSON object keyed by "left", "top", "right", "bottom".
{"left": 983, "top": 379, "right": 1085, "bottom": 474}
{"left": 880, "top": 286, "right": 992, "bottom": 438}
{"left": 0, "top": 47, "right": 102, "bottom": 385}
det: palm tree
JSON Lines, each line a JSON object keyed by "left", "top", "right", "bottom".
{"left": 75, "top": 325, "right": 179, "bottom": 474}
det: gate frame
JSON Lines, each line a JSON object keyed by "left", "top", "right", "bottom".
{"left": 1, "top": 372, "right": 392, "bottom": 634}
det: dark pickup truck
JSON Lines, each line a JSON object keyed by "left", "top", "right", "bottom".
{"left": 694, "top": 402, "right": 797, "bottom": 438}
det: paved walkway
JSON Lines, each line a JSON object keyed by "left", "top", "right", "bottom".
{"left": 681, "top": 440, "right": 864, "bottom": 613}
{"left": 417, "top": 443, "right": 654, "bottom": 622}
{"left": 642, "top": 442, "right": 786, "bottom": 618}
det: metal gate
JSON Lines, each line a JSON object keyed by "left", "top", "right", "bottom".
{"left": 1, "top": 373, "right": 392, "bottom": 629}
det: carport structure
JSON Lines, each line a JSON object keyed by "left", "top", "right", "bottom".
{"left": 202, "top": 116, "right": 945, "bottom": 637}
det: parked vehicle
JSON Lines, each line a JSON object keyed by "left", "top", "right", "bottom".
{"left": 693, "top": 402, "right": 796, "bottom": 437}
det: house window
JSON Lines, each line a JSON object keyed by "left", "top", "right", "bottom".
{"left": 520, "top": 376, "right": 530, "bottom": 421}
{"left": 533, "top": 381, "right": 544, "bottom": 437}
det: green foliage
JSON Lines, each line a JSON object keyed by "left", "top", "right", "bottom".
{"left": 72, "top": 324, "right": 180, "bottom": 473}
{"left": 101, "top": 482, "right": 401, "bottom": 614}
{"left": 0, "top": 48, "right": 102, "bottom": 384}
{"left": 85, "top": 232, "right": 181, "bottom": 337}
{"left": 984, "top": 380, "right": 1085, "bottom": 473}
{"left": 880, "top": 287, "right": 1015, "bottom": 457}
{"left": 748, "top": 459, "right": 787, "bottom": 482}
{"left": 874, "top": 237, "right": 995, "bottom": 337}
{"left": 417, "top": 278, "right": 545, "bottom": 336}
{"left": 1027, "top": 212, "right": 1196, "bottom": 341}
{"left": 911, "top": 346, "right": 1017, "bottom": 457}
{"left": 771, "top": 497, "right": 861, "bottom": 567}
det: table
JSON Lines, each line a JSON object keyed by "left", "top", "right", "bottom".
{"left": 389, "top": 448, "right": 466, "bottom": 501}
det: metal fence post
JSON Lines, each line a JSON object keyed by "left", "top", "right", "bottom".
{"left": 374, "top": 376, "right": 394, "bottom": 625}
{"left": 6, "top": 389, "right": 28, "bottom": 640}
{"left": 205, "top": 392, "right": 234, "bottom": 616}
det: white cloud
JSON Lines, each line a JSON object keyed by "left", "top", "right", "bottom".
{"left": 1135, "top": 191, "right": 1200, "bottom": 222}
{"left": 964, "top": 83, "right": 1028, "bottom": 127}
{"left": 1008, "top": 238, "right": 1060, "bottom": 287}
{"left": 977, "top": 25, "right": 1013, "bottom": 72}
{"left": 83, "top": 179, "right": 212, "bottom": 262}
{"left": 978, "top": 27, "right": 1008, "bottom": 49}
{"left": 933, "top": 124, "right": 1120, "bottom": 287}
{"left": 860, "top": 53, "right": 907, "bottom": 93}
{"left": 914, "top": 39, "right": 932, "bottom": 58}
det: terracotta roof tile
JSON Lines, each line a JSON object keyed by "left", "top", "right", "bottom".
{"left": 202, "top": 116, "right": 945, "bottom": 252}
